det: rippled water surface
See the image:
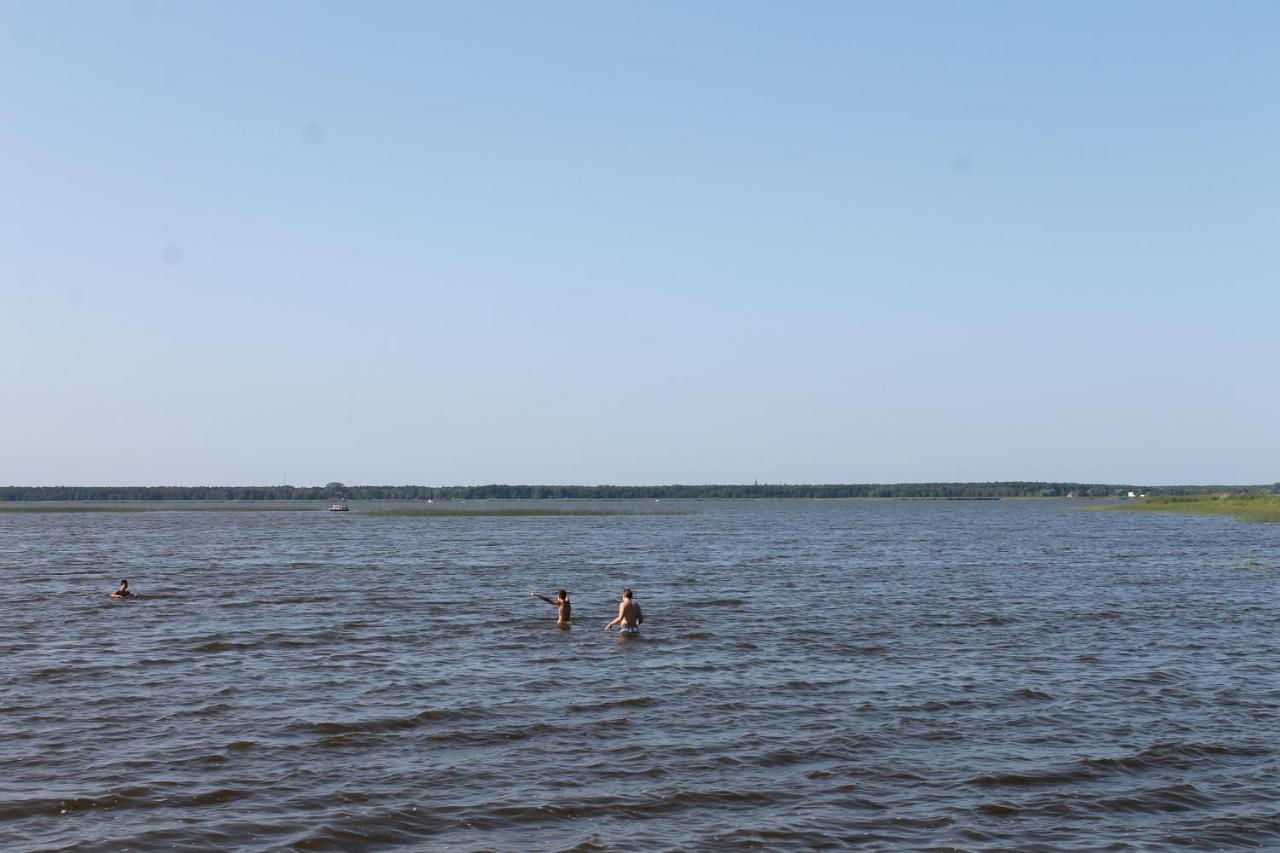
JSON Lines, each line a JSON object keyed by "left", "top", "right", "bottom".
{"left": 3, "top": 499, "right": 1279, "bottom": 850}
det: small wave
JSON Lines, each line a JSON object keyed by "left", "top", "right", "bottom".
{"left": 0, "top": 785, "right": 156, "bottom": 820}
{"left": 81, "top": 693, "right": 147, "bottom": 710}
{"left": 286, "top": 807, "right": 452, "bottom": 849}
{"left": 753, "top": 747, "right": 827, "bottom": 768}
{"left": 463, "top": 787, "right": 793, "bottom": 825}
{"left": 975, "top": 801, "right": 1020, "bottom": 816}
{"left": 1084, "top": 741, "right": 1268, "bottom": 772}
{"left": 427, "top": 721, "right": 560, "bottom": 747}
{"left": 921, "top": 728, "right": 964, "bottom": 741}
{"left": 841, "top": 644, "right": 887, "bottom": 655}
{"left": 1173, "top": 814, "right": 1280, "bottom": 847}
{"left": 897, "top": 697, "right": 980, "bottom": 713}
{"left": 706, "top": 827, "right": 895, "bottom": 847}
{"left": 680, "top": 631, "right": 715, "bottom": 640}
{"left": 1090, "top": 782, "right": 1214, "bottom": 814}
{"left": 705, "top": 755, "right": 744, "bottom": 768}
{"left": 299, "top": 706, "right": 489, "bottom": 736}
{"left": 1012, "top": 687, "right": 1053, "bottom": 701}
{"left": 182, "top": 788, "right": 249, "bottom": 807}
{"left": 567, "top": 696, "right": 656, "bottom": 713}
{"left": 194, "top": 640, "right": 258, "bottom": 653}
{"left": 967, "top": 767, "right": 1098, "bottom": 787}
{"left": 588, "top": 717, "right": 634, "bottom": 732}
{"left": 704, "top": 598, "right": 745, "bottom": 607}
{"left": 164, "top": 702, "right": 234, "bottom": 719}
{"left": 778, "top": 677, "right": 852, "bottom": 692}
{"left": 1112, "top": 669, "right": 1186, "bottom": 685}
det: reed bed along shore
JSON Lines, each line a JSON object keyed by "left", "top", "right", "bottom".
{"left": 1107, "top": 493, "right": 1280, "bottom": 523}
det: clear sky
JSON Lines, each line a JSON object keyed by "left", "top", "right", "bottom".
{"left": 2, "top": 1, "right": 1277, "bottom": 486}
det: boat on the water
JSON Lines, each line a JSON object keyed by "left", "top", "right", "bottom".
{"left": 328, "top": 501, "right": 350, "bottom": 512}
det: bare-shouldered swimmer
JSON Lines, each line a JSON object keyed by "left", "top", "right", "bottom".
{"left": 109, "top": 579, "right": 136, "bottom": 599}
{"left": 604, "top": 588, "right": 643, "bottom": 633}
{"left": 530, "top": 589, "right": 571, "bottom": 624}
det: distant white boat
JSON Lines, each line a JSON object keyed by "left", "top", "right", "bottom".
{"left": 328, "top": 501, "right": 350, "bottom": 512}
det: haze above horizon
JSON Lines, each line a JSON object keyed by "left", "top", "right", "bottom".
{"left": 3, "top": 1, "right": 1276, "bottom": 487}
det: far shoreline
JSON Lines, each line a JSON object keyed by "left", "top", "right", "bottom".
{"left": 5, "top": 481, "right": 1273, "bottom": 504}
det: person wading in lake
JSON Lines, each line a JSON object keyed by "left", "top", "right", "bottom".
{"left": 604, "top": 588, "right": 643, "bottom": 633}
{"left": 530, "top": 589, "right": 571, "bottom": 625}
{"left": 109, "top": 579, "right": 136, "bottom": 599}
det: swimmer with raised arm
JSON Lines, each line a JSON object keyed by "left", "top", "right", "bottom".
{"left": 604, "top": 588, "right": 643, "bottom": 633}
{"left": 530, "top": 589, "right": 571, "bottom": 624}
{"left": 109, "top": 579, "right": 135, "bottom": 599}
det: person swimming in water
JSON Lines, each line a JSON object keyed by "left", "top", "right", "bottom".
{"left": 604, "top": 587, "right": 643, "bottom": 633}
{"left": 109, "top": 579, "right": 136, "bottom": 599}
{"left": 530, "top": 589, "right": 571, "bottom": 624}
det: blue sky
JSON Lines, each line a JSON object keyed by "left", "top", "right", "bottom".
{"left": 2, "top": 1, "right": 1277, "bottom": 486}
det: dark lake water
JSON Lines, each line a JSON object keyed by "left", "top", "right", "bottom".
{"left": 3, "top": 500, "right": 1278, "bottom": 850}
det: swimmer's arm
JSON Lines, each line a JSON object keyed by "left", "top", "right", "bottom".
{"left": 530, "top": 593, "right": 557, "bottom": 606}
{"left": 635, "top": 604, "right": 643, "bottom": 625}
{"left": 604, "top": 601, "right": 626, "bottom": 630}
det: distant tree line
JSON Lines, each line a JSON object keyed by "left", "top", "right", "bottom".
{"left": 3, "top": 482, "right": 1275, "bottom": 502}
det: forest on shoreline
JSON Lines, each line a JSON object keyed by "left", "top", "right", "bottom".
{"left": 4, "top": 482, "right": 1277, "bottom": 502}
